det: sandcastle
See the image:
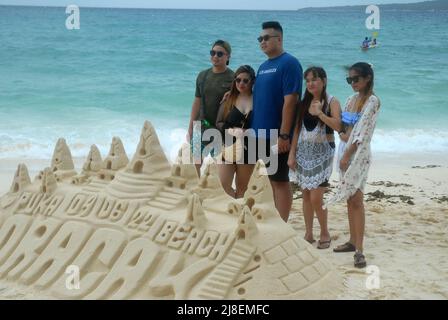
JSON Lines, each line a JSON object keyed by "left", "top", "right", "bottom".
{"left": 0, "top": 121, "right": 342, "bottom": 299}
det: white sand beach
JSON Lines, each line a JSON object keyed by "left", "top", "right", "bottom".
{"left": 0, "top": 151, "right": 447, "bottom": 300}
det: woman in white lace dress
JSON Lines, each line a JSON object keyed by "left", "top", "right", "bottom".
{"left": 325, "top": 62, "right": 380, "bottom": 268}
{"left": 289, "top": 67, "right": 341, "bottom": 249}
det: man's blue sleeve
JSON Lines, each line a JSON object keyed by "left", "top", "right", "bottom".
{"left": 282, "top": 58, "right": 303, "bottom": 99}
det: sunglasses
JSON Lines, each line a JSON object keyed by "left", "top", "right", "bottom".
{"left": 210, "top": 50, "right": 226, "bottom": 58}
{"left": 235, "top": 78, "right": 250, "bottom": 84}
{"left": 346, "top": 76, "right": 362, "bottom": 84}
{"left": 257, "top": 35, "right": 279, "bottom": 43}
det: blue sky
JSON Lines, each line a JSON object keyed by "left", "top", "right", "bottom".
{"left": 0, "top": 0, "right": 424, "bottom": 10}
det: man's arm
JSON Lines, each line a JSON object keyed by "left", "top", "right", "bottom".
{"left": 187, "top": 97, "right": 201, "bottom": 140}
{"left": 278, "top": 93, "right": 298, "bottom": 154}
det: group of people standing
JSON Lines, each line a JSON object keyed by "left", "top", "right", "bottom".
{"left": 186, "top": 21, "right": 380, "bottom": 269}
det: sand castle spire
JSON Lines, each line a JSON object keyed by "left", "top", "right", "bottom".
{"left": 200, "top": 160, "right": 221, "bottom": 189}
{"left": 126, "top": 121, "right": 170, "bottom": 177}
{"left": 83, "top": 145, "right": 103, "bottom": 173}
{"left": 50, "top": 138, "right": 77, "bottom": 181}
{"left": 166, "top": 143, "right": 199, "bottom": 189}
{"left": 51, "top": 138, "right": 75, "bottom": 171}
{"left": 72, "top": 145, "right": 103, "bottom": 185}
{"left": 191, "top": 159, "right": 224, "bottom": 200}
{"left": 185, "top": 194, "right": 207, "bottom": 228}
{"left": 241, "top": 160, "right": 278, "bottom": 220}
{"left": 244, "top": 160, "right": 275, "bottom": 204}
{"left": 172, "top": 143, "right": 198, "bottom": 180}
{"left": 9, "top": 163, "right": 31, "bottom": 194}
{"left": 39, "top": 167, "right": 57, "bottom": 194}
{"left": 99, "top": 137, "right": 129, "bottom": 181}
{"left": 234, "top": 205, "right": 259, "bottom": 241}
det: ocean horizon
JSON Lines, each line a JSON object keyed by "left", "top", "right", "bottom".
{"left": 1, "top": 5, "right": 447, "bottom": 160}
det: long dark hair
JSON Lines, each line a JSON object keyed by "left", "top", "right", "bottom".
{"left": 296, "top": 66, "right": 329, "bottom": 127}
{"left": 222, "top": 65, "right": 256, "bottom": 119}
{"left": 349, "top": 62, "right": 375, "bottom": 110}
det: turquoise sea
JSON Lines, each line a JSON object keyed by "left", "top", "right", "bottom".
{"left": 1, "top": 5, "right": 447, "bottom": 160}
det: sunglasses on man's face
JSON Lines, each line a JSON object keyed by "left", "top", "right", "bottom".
{"left": 210, "top": 50, "right": 226, "bottom": 58}
{"left": 235, "top": 78, "right": 250, "bottom": 84}
{"left": 346, "top": 75, "right": 362, "bottom": 84}
{"left": 257, "top": 35, "right": 279, "bottom": 43}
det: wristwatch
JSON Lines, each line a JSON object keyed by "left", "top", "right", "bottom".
{"left": 279, "top": 133, "right": 290, "bottom": 140}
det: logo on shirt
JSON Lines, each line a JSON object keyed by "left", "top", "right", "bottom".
{"left": 259, "top": 68, "right": 277, "bottom": 75}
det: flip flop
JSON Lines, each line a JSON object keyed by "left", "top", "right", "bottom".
{"left": 333, "top": 242, "right": 356, "bottom": 253}
{"left": 317, "top": 239, "right": 331, "bottom": 249}
{"left": 354, "top": 252, "right": 367, "bottom": 268}
{"left": 305, "top": 238, "right": 316, "bottom": 244}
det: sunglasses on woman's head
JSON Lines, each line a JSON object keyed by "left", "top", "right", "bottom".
{"left": 210, "top": 50, "right": 225, "bottom": 58}
{"left": 346, "top": 76, "right": 361, "bottom": 84}
{"left": 235, "top": 78, "right": 250, "bottom": 84}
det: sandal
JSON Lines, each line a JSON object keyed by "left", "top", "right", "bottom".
{"left": 317, "top": 239, "right": 331, "bottom": 249}
{"left": 333, "top": 242, "right": 356, "bottom": 253}
{"left": 304, "top": 238, "right": 316, "bottom": 245}
{"left": 354, "top": 252, "right": 367, "bottom": 268}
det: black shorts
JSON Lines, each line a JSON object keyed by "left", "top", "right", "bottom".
{"left": 319, "top": 181, "right": 330, "bottom": 187}
{"left": 255, "top": 138, "right": 290, "bottom": 182}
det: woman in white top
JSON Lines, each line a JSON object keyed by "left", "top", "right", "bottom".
{"left": 325, "top": 62, "right": 381, "bottom": 268}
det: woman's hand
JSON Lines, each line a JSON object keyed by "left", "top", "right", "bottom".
{"left": 220, "top": 91, "right": 231, "bottom": 104}
{"left": 309, "top": 99, "right": 324, "bottom": 117}
{"left": 339, "top": 131, "right": 349, "bottom": 142}
{"left": 288, "top": 150, "right": 297, "bottom": 171}
{"left": 339, "top": 154, "right": 350, "bottom": 172}
{"left": 227, "top": 128, "right": 244, "bottom": 137}
{"left": 278, "top": 138, "right": 290, "bottom": 154}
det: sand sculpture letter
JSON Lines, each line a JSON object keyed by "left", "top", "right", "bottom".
{"left": 52, "top": 228, "right": 127, "bottom": 299}
{"left": 19, "top": 221, "right": 92, "bottom": 288}
{"left": 0, "top": 215, "right": 32, "bottom": 266}
{"left": 85, "top": 238, "right": 162, "bottom": 300}
{"left": 0, "top": 218, "right": 61, "bottom": 279}
{"left": 148, "top": 251, "right": 216, "bottom": 299}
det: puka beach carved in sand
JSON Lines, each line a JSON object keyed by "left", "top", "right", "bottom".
{"left": 0, "top": 121, "right": 342, "bottom": 299}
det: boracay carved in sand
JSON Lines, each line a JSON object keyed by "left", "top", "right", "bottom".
{"left": 0, "top": 121, "right": 342, "bottom": 299}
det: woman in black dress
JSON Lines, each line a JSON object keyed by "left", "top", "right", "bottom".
{"left": 216, "top": 65, "right": 256, "bottom": 198}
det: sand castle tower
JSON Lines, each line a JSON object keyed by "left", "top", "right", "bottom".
{"left": 191, "top": 159, "right": 224, "bottom": 201}
{"left": 146, "top": 143, "right": 198, "bottom": 211}
{"left": 98, "top": 137, "right": 129, "bottom": 181}
{"left": 240, "top": 160, "right": 278, "bottom": 220}
{"left": 39, "top": 167, "right": 57, "bottom": 194}
{"left": 104, "top": 122, "right": 171, "bottom": 200}
{"left": 126, "top": 121, "right": 171, "bottom": 177}
{"left": 9, "top": 164, "right": 31, "bottom": 194}
{"left": 50, "top": 138, "right": 77, "bottom": 181}
{"left": 234, "top": 206, "right": 259, "bottom": 241}
{"left": 72, "top": 145, "right": 103, "bottom": 185}
{"left": 166, "top": 143, "right": 199, "bottom": 189}
{"left": 185, "top": 194, "right": 207, "bottom": 228}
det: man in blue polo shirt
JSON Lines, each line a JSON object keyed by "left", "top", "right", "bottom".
{"left": 252, "top": 21, "right": 303, "bottom": 222}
